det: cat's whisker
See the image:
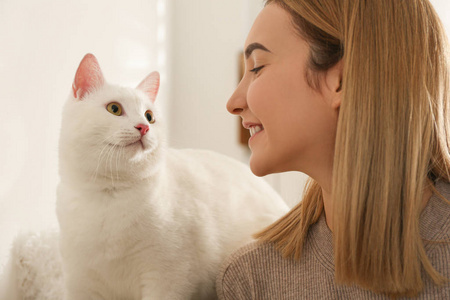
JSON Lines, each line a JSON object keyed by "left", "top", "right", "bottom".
{"left": 109, "top": 142, "right": 122, "bottom": 187}
{"left": 106, "top": 142, "right": 117, "bottom": 187}
{"left": 92, "top": 142, "right": 110, "bottom": 182}
{"left": 93, "top": 131, "right": 113, "bottom": 148}
{"left": 114, "top": 144, "right": 123, "bottom": 183}
{"left": 91, "top": 132, "right": 120, "bottom": 182}
{"left": 119, "top": 144, "right": 126, "bottom": 181}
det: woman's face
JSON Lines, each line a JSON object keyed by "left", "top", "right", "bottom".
{"left": 227, "top": 3, "right": 342, "bottom": 178}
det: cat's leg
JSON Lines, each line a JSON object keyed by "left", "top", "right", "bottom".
{"left": 63, "top": 274, "right": 109, "bottom": 300}
{"left": 140, "top": 272, "right": 192, "bottom": 300}
{"left": 64, "top": 286, "right": 108, "bottom": 300}
{"left": 141, "top": 288, "right": 185, "bottom": 300}
{"left": 64, "top": 290, "right": 95, "bottom": 300}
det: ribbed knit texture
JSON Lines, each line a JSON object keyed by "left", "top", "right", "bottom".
{"left": 217, "top": 180, "right": 450, "bottom": 299}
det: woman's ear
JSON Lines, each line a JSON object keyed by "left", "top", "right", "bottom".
{"left": 324, "top": 59, "right": 343, "bottom": 110}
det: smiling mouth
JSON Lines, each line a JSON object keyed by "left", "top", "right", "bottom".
{"left": 249, "top": 125, "right": 264, "bottom": 137}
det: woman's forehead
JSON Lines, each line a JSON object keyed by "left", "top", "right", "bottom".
{"left": 244, "top": 3, "right": 302, "bottom": 56}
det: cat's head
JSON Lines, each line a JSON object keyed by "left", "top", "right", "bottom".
{"left": 59, "top": 54, "right": 165, "bottom": 186}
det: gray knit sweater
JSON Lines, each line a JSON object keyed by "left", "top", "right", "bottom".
{"left": 217, "top": 180, "right": 450, "bottom": 299}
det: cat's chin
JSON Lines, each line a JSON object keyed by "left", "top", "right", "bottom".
{"left": 116, "top": 140, "right": 145, "bottom": 153}
{"left": 108, "top": 139, "right": 144, "bottom": 150}
{"left": 127, "top": 141, "right": 157, "bottom": 158}
{"left": 127, "top": 142, "right": 159, "bottom": 163}
{"left": 108, "top": 139, "right": 154, "bottom": 158}
{"left": 127, "top": 140, "right": 144, "bottom": 148}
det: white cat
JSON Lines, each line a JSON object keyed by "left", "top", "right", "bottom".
{"left": 56, "top": 54, "right": 289, "bottom": 300}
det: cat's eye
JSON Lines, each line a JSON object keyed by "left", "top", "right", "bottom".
{"left": 106, "top": 102, "right": 123, "bottom": 116}
{"left": 145, "top": 110, "right": 155, "bottom": 124}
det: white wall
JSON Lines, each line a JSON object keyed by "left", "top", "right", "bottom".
{"left": 432, "top": 0, "right": 450, "bottom": 30}
{"left": 167, "top": 0, "right": 249, "bottom": 159}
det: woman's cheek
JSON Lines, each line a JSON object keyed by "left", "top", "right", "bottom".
{"left": 246, "top": 74, "right": 273, "bottom": 112}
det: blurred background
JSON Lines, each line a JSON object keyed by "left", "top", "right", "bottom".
{"left": 0, "top": 0, "right": 449, "bottom": 273}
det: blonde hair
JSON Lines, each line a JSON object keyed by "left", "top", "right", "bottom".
{"left": 256, "top": 0, "right": 450, "bottom": 297}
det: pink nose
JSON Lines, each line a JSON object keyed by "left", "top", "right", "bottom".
{"left": 135, "top": 124, "right": 149, "bottom": 136}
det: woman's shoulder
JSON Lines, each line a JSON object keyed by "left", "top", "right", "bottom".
{"left": 216, "top": 241, "right": 281, "bottom": 299}
{"left": 421, "top": 180, "right": 450, "bottom": 279}
{"left": 217, "top": 240, "right": 276, "bottom": 281}
{"left": 421, "top": 180, "right": 450, "bottom": 241}
{"left": 434, "top": 179, "right": 450, "bottom": 206}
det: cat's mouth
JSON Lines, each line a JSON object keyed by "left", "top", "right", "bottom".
{"left": 126, "top": 139, "right": 145, "bottom": 149}
{"left": 108, "top": 139, "right": 145, "bottom": 149}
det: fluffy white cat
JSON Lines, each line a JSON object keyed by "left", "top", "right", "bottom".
{"left": 56, "top": 54, "right": 289, "bottom": 300}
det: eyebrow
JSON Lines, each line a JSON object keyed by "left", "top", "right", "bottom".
{"left": 244, "top": 42, "right": 272, "bottom": 59}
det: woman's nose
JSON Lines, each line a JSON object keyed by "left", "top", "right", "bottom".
{"left": 226, "top": 82, "right": 247, "bottom": 115}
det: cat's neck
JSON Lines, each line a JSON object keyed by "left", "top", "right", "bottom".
{"left": 59, "top": 142, "right": 167, "bottom": 193}
{"left": 59, "top": 160, "right": 166, "bottom": 194}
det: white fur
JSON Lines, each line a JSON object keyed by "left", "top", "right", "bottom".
{"left": 0, "top": 230, "right": 64, "bottom": 300}
{"left": 57, "top": 71, "right": 289, "bottom": 300}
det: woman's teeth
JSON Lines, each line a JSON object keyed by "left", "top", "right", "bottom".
{"left": 249, "top": 125, "right": 263, "bottom": 137}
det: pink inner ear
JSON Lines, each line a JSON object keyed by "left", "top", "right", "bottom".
{"left": 72, "top": 54, "right": 105, "bottom": 99}
{"left": 137, "top": 71, "right": 160, "bottom": 103}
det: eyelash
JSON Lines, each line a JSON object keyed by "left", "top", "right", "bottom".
{"left": 250, "top": 66, "right": 264, "bottom": 74}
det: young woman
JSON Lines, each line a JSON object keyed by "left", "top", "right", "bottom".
{"left": 217, "top": 0, "right": 450, "bottom": 298}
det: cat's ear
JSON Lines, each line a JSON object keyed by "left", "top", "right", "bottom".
{"left": 137, "top": 71, "right": 160, "bottom": 103}
{"left": 72, "top": 53, "right": 105, "bottom": 100}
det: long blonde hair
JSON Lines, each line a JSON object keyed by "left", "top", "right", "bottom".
{"left": 256, "top": 0, "right": 450, "bottom": 297}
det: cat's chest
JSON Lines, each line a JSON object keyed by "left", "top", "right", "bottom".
{"left": 57, "top": 186, "right": 155, "bottom": 259}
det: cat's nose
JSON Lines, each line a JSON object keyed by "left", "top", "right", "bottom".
{"left": 135, "top": 124, "right": 149, "bottom": 136}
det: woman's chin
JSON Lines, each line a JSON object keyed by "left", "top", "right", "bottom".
{"left": 249, "top": 157, "right": 272, "bottom": 177}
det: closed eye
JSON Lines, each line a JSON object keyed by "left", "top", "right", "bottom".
{"left": 250, "top": 66, "right": 264, "bottom": 75}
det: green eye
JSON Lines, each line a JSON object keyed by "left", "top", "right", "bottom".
{"left": 145, "top": 110, "right": 155, "bottom": 124}
{"left": 107, "top": 102, "right": 123, "bottom": 116}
